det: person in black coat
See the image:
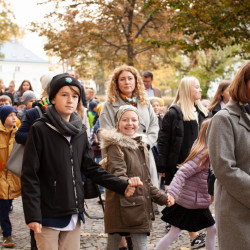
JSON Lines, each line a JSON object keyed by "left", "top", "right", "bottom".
{"left": 21, "top": 73, "right": 141, "bottom": 250}
{"left": 158, "top": 76, "right": 209, "bottom": 248}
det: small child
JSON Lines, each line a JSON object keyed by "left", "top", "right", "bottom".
{"left": 100, "top": 105, "right": 168, "bottom": 250}
{"left": 17, "top": 90, "right": 36, "bottom": 121}
{"left": 0, "top": 105, "right": 21, "bottom": 248}
{"left": 0, "top": 95, "right": 12, "bottom": 106}
{"left": 155, "top": 118, "right": 216, "bottom": 250}
{"left": 21, "top": 73, "right": 140, "bottom": 250}
{"left": 88, "top": 101, "right": 98, "bottom": 129}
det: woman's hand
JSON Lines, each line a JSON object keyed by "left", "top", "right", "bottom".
{"left": 124, "top": 177, "right": 143, "bottom": 197}
{"left": 167, "top": 193, "right": 175, "bottom": 207}
{"left": 28, "top": 222, "right": 42, "bottom": 233}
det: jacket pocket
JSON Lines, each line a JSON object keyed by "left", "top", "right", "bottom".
{"left": 120, "top": 196, "right": 145, "bottom": 227}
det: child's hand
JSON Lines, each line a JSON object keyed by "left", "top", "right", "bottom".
{"left": 94, "top": 133, "right": 98, "bottom": 143}
{"left": 124, "top": 177, "right": 143, "bottom": 197}
{"left": 124, "top": 185, "right": 136, "bottom": 197}
{"left": 128, "top": 177, "right": 143, "bottom": 187}
{"left": 28, "top": 222, "right": 42, "bottom": 233}
{"left": 167, "top": 193, "right": 175, "bottom": 207}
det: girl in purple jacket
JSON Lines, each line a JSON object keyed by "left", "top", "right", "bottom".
{"left": 156, "top": 118, "right": 216, "bottom": 250}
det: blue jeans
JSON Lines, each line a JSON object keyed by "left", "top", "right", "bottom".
{"left": 107, "top": 233, "right": 147, "bottom": 250}
{"left": 0, "top": 199, "right": 12, "bottom": 237}
{"left": 95, "top": 156, "right": 104, "bottom": 194}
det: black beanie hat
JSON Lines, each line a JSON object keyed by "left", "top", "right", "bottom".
{"left": 49, "top": 73, "right": 82, "bottom": 103}
{"left": 0, "top": 105, "right": 17, "bottom": 125}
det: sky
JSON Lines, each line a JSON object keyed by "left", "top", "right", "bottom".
{"left": 9, "top": 0, "right": 51, "bottom": 60}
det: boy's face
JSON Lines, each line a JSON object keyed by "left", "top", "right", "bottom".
{"left": 4, "top": 112, "right": 17, "bottom": 129}
{"left": 52, "top": 86, "right": 79, "bottom": 121}
{"left": 26, "top": 98, "right": 36, "bottom": 109}
{"left": 0, "top": 101, "right": 11, "bottom": 106}
{"left": 118, "top": 111, "right": 139, "bottom": 137}
{"left": 152, "top": 101, "right": 160, "bottom": 115}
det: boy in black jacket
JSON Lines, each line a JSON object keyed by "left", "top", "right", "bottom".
{"left": 21, "top": 73, "right": 142, "bottom": 249}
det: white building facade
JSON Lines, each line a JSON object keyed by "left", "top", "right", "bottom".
{"left": 0, "top": 41, "right": 50, "bottom": 96}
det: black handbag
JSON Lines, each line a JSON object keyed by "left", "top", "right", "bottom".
{"left": 83, "top": 177, "right": 99, "bottom": 199}
{"left": 207, "top": 165, "right": 216, "bottom": 196}
{"left": 83, "top": 177, "right": 104, "bottom": 219}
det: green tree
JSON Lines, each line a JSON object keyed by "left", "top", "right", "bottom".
{"left": 146, "top": 0, "right": 250, "bottom": 56}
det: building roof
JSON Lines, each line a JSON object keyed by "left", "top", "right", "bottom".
{"left": 0, "top": 40, "right": 48, "bottom": 63}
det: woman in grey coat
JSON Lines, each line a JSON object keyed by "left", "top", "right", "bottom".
{"left": 207, "top": 60, "right": 250, "bottom": 250}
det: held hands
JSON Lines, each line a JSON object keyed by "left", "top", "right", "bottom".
{"left": 124, "top": 177, "right": 143, "bottom": 197}
{"left": 167, "top": 193, "right": 175, "bottom": 207}
{"left": 28, "top": 222, "right": 42, "bottom": 234}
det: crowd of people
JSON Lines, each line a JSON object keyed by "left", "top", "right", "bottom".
{"left": 0, "top": 60, "right": 249, "bottom": 250}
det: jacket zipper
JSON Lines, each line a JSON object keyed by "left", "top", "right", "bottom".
{"left": 69, "top": 144, "right": 79, "bottom": 213}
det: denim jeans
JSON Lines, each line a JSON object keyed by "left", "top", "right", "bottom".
{"left": 107, "top": 233, "right": 147, "bottom": 250}
{"left": 0, "top": 199, "right": 12, "bottom": 237}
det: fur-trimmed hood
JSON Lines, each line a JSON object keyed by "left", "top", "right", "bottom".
{"left": 99, "top": 128, "right": 147, "bottom": 150}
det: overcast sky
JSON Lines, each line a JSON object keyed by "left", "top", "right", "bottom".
{"left": 10, "top": 0, "right": 51, "bottom": 59}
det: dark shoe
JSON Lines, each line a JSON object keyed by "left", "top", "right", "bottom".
{"left": 154, "top": 209, "right": 160, "bottom": 215}
{"left": 3, "top": 236, "right": 15, "bottom": 248}
{"left": 119, "top": 248, "right": 128, "bottom": 250}
{"left": 190, "top": 234, "right": 205, "bottom": 249}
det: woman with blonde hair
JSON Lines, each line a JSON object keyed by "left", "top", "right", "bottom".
{"left": 207, "top": 61, "right": 250, "bottom": 250}
{"left": 208, "top": 80, "right": 231, "bottom": 116}
{"left": 158, "top": 76, "right": 209, "bottom": 248}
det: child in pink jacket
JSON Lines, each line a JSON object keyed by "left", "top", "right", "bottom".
{"left": 156, "top": 118, "right": 216, "bottom": 250}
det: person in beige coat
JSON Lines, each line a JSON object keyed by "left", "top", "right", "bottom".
{"left": 100, "top": 105, "right": 167, "bottom": 250}
{"left": 207, "top": 61, "right": 250, "bottom": 250}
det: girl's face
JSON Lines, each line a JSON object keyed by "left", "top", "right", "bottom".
{"left": 118, "top": 110, "right": 139, "bottom": 137}
{"left": 4, "top": 112, "right": 17, "bottom": 129}
{"left": 26, "top": 98, "right": 36, "bottom": 110}
{"left": 118, "top": 71, "right": 136, "bottom": 98}
{"left": 52, "top": 86, "right": 79, "bottom": 121}
{"left": 152, "top": 101, "right": 160, "bottom": 115}
{"left": 191, "top": 81, "right": 202, "bottom": 102}
{"left": 221, "top": 86, "right": 230, "bottom": 104}
{"left": 9, "top": 83, "right": 15, "bottom": 92}
{"left": 22, "top": 82, "right": 30, "bottom": 91}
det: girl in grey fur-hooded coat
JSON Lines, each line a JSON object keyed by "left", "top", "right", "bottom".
{"left": 100, "top": 128, "right": 167, "bottom": 234}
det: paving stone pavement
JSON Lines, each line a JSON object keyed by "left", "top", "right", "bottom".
{"left": 4, "top": 197, "right": 218, "bottom": 250}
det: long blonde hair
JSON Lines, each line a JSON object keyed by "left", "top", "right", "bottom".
{"left": 173, "top": 76, "right": 208, "bottom": 121}
{"left": 106, "top": 65, "right": 148, "bottom": 106}
{"left": 179, "top": 118, "right": 211, "bottom": 169}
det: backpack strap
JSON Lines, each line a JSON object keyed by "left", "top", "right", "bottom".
{"left": 34, "top": 106, "right": 43, "bottom": 118}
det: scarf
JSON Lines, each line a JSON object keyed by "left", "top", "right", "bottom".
{"left": 120, "top": 93, "right": 138, "bottom": 107}
{"left": 46, "top": 105, "right": 82, "bottom": 136}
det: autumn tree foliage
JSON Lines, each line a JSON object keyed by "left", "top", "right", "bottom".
{"left": 146, "top": 0, "right": 250, "bottom": 56}
{"left": 0, "top": 0, "right": 19, "bottom": 45}
{"left": 32, "top": 0, "right": 173, "bottom": 70}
